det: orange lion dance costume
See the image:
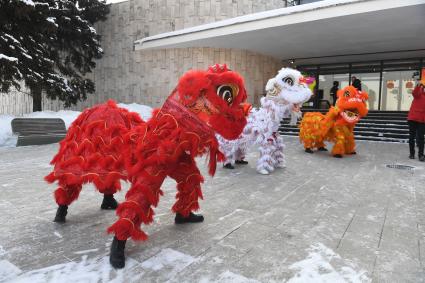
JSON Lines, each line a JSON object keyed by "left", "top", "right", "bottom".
{"left": 45, "top": 64, "right": 247, "bottom": 268}
{"left": 299, "top": 85, "right": 368, "bottom": 157}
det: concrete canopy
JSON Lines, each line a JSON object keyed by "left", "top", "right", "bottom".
{"left": 134, "top": 0, "right": 425, "bottom": 65}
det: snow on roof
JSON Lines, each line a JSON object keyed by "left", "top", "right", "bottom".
{"left": 135, "top": 0, "right": 364, "bottom": 45}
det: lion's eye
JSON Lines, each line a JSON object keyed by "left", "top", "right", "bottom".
{"left": 217, "top": 84, "right": 238, "bottom": 105}
{"left": 282, "top": 76, "right": 294, "bottom": 86}
{"left": 344, "top": 91, "right": 350, "bottom": 97}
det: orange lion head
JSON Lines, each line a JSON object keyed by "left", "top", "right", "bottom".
{"left": 336, "top": 85, "right": 368, "bottom": 124}
{"left": 171, "top": 64, "right": 248, "bottom": 140}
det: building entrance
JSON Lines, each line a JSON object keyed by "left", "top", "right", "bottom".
{"left": 299, "top": 58, "right": 423, "bottom": 111}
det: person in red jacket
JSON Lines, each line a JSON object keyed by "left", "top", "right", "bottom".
{"left": 408, "top": 82, "right": 425, "bottom": 161}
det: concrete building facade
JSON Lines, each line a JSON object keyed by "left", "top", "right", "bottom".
{"left": 1, "top": 0, "right": 288, "bottom": 115}
{"left": 2, "top": 0, "right": 424, "bottom": 115}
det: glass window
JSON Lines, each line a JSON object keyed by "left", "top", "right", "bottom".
{"left": 350, "top": 73, "right": 380, "bottom": 110}
{"left": 318, "top": 74, "right": 349, "bottom": 106}
{"left": 381, "top": 70, "right": 418, "bottom": 111}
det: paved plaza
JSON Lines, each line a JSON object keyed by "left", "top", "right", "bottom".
{"left": 0, "top": 137, "right": 424, "bottom": 282}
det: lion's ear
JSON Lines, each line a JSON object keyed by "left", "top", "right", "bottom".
{"left": 361, "top": 91, "right": 369, "bottom": 101}
{"left": 265, "top": 78, "right": 277, "bottom": 92}
{"left": 177, "top": 70, "right": 211, "bottom": 105}
{"left": 265, "top": 78, "right": 281, "bottom": 97}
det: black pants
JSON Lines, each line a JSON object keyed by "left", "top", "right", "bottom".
{"left": 408, "top": 120, "right": 425, "bottom": 156}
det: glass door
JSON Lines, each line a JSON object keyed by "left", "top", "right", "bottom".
{"left": 318, "top": 73, "right": 349, "bottom": 107}
{"left": 350, "top": 73, "right": 380, "bottom": 110}
{"left": 381, "top": 70, "right": 417, "bottom": 111}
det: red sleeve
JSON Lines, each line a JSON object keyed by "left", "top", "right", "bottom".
{"left": 412, "top": 85, "right": 423, "bottom": 99}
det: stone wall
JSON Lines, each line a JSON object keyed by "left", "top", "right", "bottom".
{"left": 1, "top": 0, "right": 286, "bottom": 114}
{"left": 81, "top": 0, "right": 285, "bottom": 109}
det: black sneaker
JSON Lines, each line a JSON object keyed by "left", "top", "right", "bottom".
{"left": 305, "top": 148, "right": 314, "bottom": 154}
{"left": 419, "top": 155, "right": 425, "bottom": 162}
{"left": 318, "top": 147, "right": 328, "bottom": 151}
{"left": 54, "top": 205, "right": 68, "bottom": 223}
{"left": 223, "top": 163, "right": 235, "bottom": 169}
{"left": 175, "top": 212, "right": 204, "bottom": 224}
{"left": 235, "top": 160, "right": 248, "bottom": 165}
{"left": 409, "top": 154, "right": 415, "bottom": 159}
{"left": 333, "top": 154, "right": 343, "bottom": 158}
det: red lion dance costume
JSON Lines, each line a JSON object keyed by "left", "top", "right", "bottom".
{"left": 299, "top": 85, "right": 368, "bottom": 157}
{"left": 45, "top": 64, "right": 247, "bottom": 268}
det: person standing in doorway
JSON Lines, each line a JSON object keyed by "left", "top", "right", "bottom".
{"left": 407, "top": 82, "right": 425, "bottom": 161}
{"left": 330, "top": 81, "right": 339, "bottom": 105}
{"left": 351, "top": 76, "right": 362, "bottom": 91}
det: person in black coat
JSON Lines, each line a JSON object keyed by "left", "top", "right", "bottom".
{"left": 351, "top": 76, "right": 362, "bottom": 91}
{"left": 330, "top": 81, "right": 339, "bottom": 105}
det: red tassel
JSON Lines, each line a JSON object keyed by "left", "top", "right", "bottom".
{"left": 107, "top": 218, "right": 148, "bottom": 242}
{"left": 44, "top": 172, "right": 56, "bottom": 183}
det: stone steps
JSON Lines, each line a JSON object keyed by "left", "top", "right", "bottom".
{"left": 279, "top": 109, "right": 409, "bottom": 143}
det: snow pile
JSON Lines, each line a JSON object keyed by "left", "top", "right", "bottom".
{"left": 18, "top": 0, "right": 35, "bottom": 6}
{"left": 0, "top": 54, "right": 18, "bottom": 62}
{"left": 118, "top": 103, "right": 153, "bottom": 120}
{"left": 0, "top": 110, "right": 81, "bottom": 147}
{"left": 0, "top": 103, "right": 153, "bottom": 147}
{"left": 287, "top": 243, "right": 370, "bottom": 283}
{"left": 0, "top": 115, "right": 16, "bottom": 147}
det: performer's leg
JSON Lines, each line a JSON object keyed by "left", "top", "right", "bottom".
{"left": 272, "top": 135, "right": 286, "bottom": 168}
{"left": 107, "top": 170, "right": 166, "bottom": 269}
{"left": 299, "top": 119, "right": 315, "bottom": 153}
{"left": 408, "top": 120, "right": 417, "bottom": 159}
{"left": 220, "top": 138, "right": 235, "bottom": 169}
{"left": 300, "top": 136, "right": 314, "bottom": 153}
{"left": 345, "top": 130, "right": 356, "bottom": 155}
{"left": 168, "top": 154, "right": 204, "bottom": 223}
{"left": 417, "top": 122, "right": 425, "bottom": 161}
{"left": 331, "top": 128, "right": 346, "bottom": 158}
{"left": 99, "top": 180, "right": 121, "bottom": 210}
{"left": 316, "top": 141, "right": 328, "bottom": 151}
{"left": 53, "top": 182, "right": 82, "bottom": 223}
{"left": 235, "top": 147, "right": 248, "bottom": 165}
{"left": 257, "top": 139, "right": 275, "bottom": 174}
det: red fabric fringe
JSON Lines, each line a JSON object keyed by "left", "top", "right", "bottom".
{"left": 46, "top": 66, "right": 249, "bottom": 242}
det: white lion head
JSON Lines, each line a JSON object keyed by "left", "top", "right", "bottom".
{"left": 265, "top": 67, "right": 312, "bottom": 105}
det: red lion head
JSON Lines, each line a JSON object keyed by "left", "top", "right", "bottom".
{"left": 336, "top": 85, "right": 369, "bottom": 124}
{"left": 170, "top": 64, "right": 248, "bottom": 140}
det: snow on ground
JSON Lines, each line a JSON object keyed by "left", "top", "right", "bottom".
{"left": 141, "top": 248, "right": 195, "bottom": 273}
{"left": 0, "top": 260, "right": 21, "bottom": 282}
{"left": 200, "top": 271, "right": 261, "bottom": 283}
{"left": 0, "top": 246, "right": 268, "bottom": 283}
{"left": 0, "top": 248, "right": 196, "bottom": 283}
{"left": 0, "top": 103, "right": 153, "bottom": 148}
{"left": 287, "top": 243, "right": 370, "bottom": 283}
{"left": 2, "top": 255, "right": 142, "bottom": 283}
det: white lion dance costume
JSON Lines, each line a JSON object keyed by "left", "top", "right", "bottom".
{"left": 217, "top": 67, "right": 313, "bottom": 175}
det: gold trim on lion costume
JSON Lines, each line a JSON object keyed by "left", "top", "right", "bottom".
{"left": 299, "top": 86, "right": 368, "bottom": 157}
